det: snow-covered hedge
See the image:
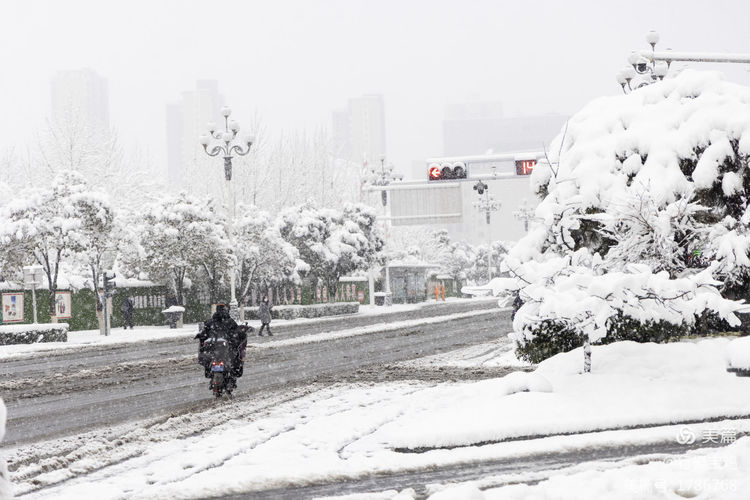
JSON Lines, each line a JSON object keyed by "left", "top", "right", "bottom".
{"left": 0, "top": 323, "right": 68, "bottom": 345}
{"left": 243, "top": 302, "right": 359, "bottom": 321}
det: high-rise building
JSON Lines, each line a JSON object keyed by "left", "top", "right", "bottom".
{"left": 443, "top": 100, "right": 567, "bottom": 156}
{"left": 165, "top": 80, "right": 225, "bottom": 189}
{"left": 50, "top": 68, "right": 109, "bottom": 128}
{"left": 332, "top": 94, "right": 386, "bottom": 170}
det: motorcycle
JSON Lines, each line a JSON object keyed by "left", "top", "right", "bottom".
{"left": 197, "top": 323, "right": 251, "bottom": 398}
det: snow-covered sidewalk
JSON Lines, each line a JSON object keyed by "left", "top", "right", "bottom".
{"left": 14, "top": 337, "right": 750, "bottom": 499}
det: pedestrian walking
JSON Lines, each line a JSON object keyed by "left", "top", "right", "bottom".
{"left": 440, "top": 284, "right": 446, "bottom": 301}
{"left": 434, "top": 285, "right": 440, "bottom": 301}
{"left": 121, "top": 295, "right": 134, "bottom": 329}
{"left": 258, "top": 295, "right": 273, "bottom": 336}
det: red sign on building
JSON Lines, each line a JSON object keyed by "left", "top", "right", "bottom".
{"left": 515, "top": 159, "right": 536, "bottom": 175}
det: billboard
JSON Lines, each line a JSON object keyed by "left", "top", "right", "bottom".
{"left": 2, "top": 293, "right": 24, "bottom": 323}
{"left": 389, "top": 184, "right": 463, "bottom": 226}
{"left": 53, "top": 291, "right": 72, "bottom": 320}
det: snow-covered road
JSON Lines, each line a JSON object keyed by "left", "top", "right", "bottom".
{"left": 1, "top": 301, "right": 509, "bottom": 446}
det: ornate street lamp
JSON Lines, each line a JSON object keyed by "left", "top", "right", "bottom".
{"left": 472, "top": 181, "right": 501, "bottom": 280}
{"left": 617, "top": 31, "right": 669, "bottom": 93}
{"left": 199, "top": 106, "right": 253, "bottom": 319}
{"left": 513, "top": 198, "right": 535, "bottom": 233}
{"left": 200, "top": 106, "right": 253, "bottom": 181}
{"left": 367, "top": 155, "right": 404, "bottom": 206}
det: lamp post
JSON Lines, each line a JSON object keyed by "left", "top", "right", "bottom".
{"left": 617, "top": 30, "right": 750, "bottom": 93}
{"left": 366, "top": 155, "right": 403, "bottom": 304}
{"left": 513, "top": 198, "right": 535, "bottom": 233}
{"left": 23, "top": 265, "right": 43, "bottom": 324}
{"left": 472, "top": 181, "right": 501, "bottom": 281}
{"left": 200, "top": 106, "right": 253, "bottom": 320}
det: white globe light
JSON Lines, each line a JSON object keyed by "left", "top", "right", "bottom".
{"left": 199, "top": 134, "right": 210, "bottom": 146}
{"left": 221, "top": 106, "right": 231, "bottom": 118}
{"left": 646, "top": 30, "right": 660, "bottom": 46}
{"left": 622, "top": 66, "right": 637, "bottom": 80}
{"left": 207, "top": 121, "right": 216, "bottom": 133}
{"left": 222, "top": 132, "right": 233, "bottom": 142}
{"left": 229, "top": 120, "right": 240, "bottom": 132}
{"left": 654, "top": 60, "right": 669, "bottom": 77}
{"left": 627, "top": 51, "right": 641, "bottom": 66}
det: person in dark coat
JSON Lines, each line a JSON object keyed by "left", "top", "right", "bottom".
{"left": 120, "top": 296, "right": 134, "bottom": 329}
{"left": 258, "top": 295, "right": 272, "bottom": 336}
{"left": 195, "top": 303, "right": 247, "bottom": 387}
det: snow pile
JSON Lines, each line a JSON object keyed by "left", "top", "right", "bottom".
{"left": 727, "top": 336, "right": 750, "bottom": 370}
{"left": 464, "top": 436, "right": 750, "bottom": 500}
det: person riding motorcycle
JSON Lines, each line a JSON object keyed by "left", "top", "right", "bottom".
{"left": 195, "top": 303, "right": 249, "bottom": 389}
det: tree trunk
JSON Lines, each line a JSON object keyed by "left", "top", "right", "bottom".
{"left": 583, "top": 334, "right": 592, "bottom": 373}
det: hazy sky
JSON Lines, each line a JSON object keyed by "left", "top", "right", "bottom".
{"left": 2, "top": 0, "right": 750, "bottom": 177}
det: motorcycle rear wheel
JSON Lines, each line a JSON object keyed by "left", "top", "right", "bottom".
{"left": 212, "top": 372, "right": 224, "bottom": 398}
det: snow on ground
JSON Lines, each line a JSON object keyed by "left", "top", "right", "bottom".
{"left": 728, "top": 336, "right": 750, "bottom": 370}
{"left": 420, "top": 436, "right": 750, "bottom": 500}
{"left": 0, "top": 298, "right": 497, "bottom": 360}
{"left": 399, "top": 336, "right": 531, "bottom": 369}
{"left": 15, "top": 338, "right": 750, "bottom": 499}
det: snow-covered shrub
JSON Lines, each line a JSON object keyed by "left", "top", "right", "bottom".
{"left": 0, "top": 323, "right": 68, "bottom": 345}
{"left": 502, "top": 71, "right": 750, "bottom": 371}
{"left": 508, "top": 250, "right": 743, "bottom": 372}
{"left": 243, "top": 301, "right": 359, "bottom": 320}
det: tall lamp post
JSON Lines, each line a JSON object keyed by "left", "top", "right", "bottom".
{"left": 513, "top": 198, "right": 535, "bottom": 233}
{"left": 617, "top": 30, "right": 750, "bottom": 93}
{"left": 366, "top": 155, "right": 403, "bottom": 304}
{"left": 200, "top": 106, "right": 253, "bottom": 320}
{"left": 23, "top": 265, "right": 43, "bottom": 324}
{"left": 473, "top": 181, "right": 501, "bottom": 281}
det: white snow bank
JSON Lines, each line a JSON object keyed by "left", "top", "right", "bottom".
{"left": 349, "top": 340, "right": 750, "bottom": 452}
{"left": 472, "top": 436, "right": 750, "bottom": 500}
{"left": 727, "top": 336, "right": 750, "bottom": 370}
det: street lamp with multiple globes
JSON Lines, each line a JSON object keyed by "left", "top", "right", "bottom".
{"left": 199, "top": 106, "right": 254, "bottom": 319}
{"left": 472, "top": 181, "right": 501, "bottom": 281}
{"left": 368, "top": 155, "right": 404, "bottom": 206}
{"left": 513, "top": 198, "right": 535, "bottom": 233}
{"left": 617, "top": 30, "right": 669, "bottom": 93}
{"left": 365, "top": 155, "right": 403, "bottom": 305}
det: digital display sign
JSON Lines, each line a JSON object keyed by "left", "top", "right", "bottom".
{"left": 515, "top": 159, "right": 536, "bottom": 175}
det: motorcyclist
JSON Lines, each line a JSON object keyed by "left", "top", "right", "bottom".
{"left": 195, "top": 303, "right": 249, "bottom": 389}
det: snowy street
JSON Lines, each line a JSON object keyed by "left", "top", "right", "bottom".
{"left": 0, "top": 299, "right": 503, "bottom": 446}
{"left": 6, "top": 329, "right": 750, "bottom": 499}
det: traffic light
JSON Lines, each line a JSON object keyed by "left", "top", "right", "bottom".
{"left": 428, "top": 161, "right": 467, "bottom": 181}
{"left": 103, "top": 271, "right": 117, "bottom": 296}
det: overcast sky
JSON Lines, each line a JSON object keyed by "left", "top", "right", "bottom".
{"left": 2, "top": 0, "right": 750, "bottom": 177}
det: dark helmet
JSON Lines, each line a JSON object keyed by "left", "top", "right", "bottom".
{"left": 215, "top": 303, "right": 229, "bottom": 319}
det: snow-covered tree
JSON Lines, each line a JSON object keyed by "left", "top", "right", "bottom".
{"left": 234, "top": 204, "right": 301, "bottom": 307}
{"left": 431, "top": 229, "right": 475, "bottom": 282}
{"left": 467, "top": 241, "right": 510, "bottom": 284}
{"left": 500, "top": 71, "right": 750, "bottom": 368}
{"left": 121, "top": 192, "right": 229, "bottom": 304}
{"left": 507, "top": 250, "right": 743, "bottom": 372}
{"left": 0, "top": 171, "right": 111, "bottom": 315}
{"left": 277, "top": 202, "right": 384, "bottom": 292}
